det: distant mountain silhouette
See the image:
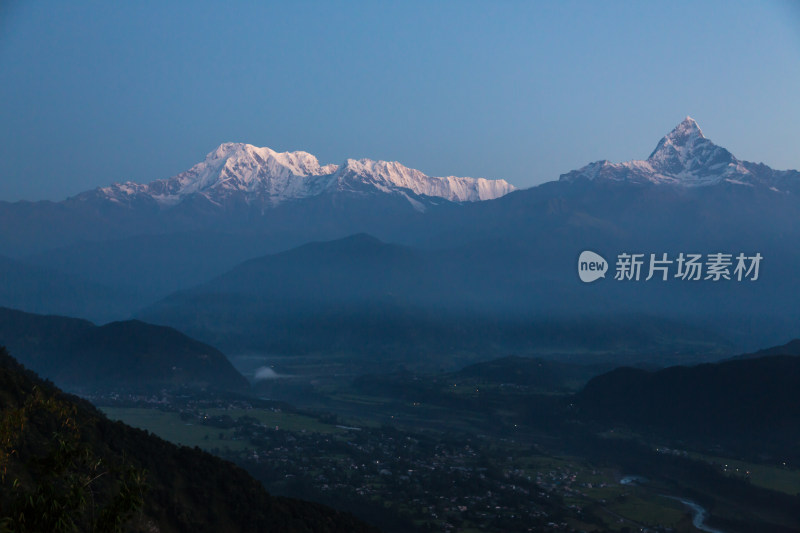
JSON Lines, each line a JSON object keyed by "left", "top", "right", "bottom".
{"left": 0, "top": 307, "right": 247, "bottom": 391}
{"left": 140, "top": 234, "right": 732, "bottom": 368}
{"left": 575, "top": 354, "right": 800, "bottom": 458}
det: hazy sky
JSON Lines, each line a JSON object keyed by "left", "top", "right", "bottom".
{"left": 1, "top": 1, "right": 799, "bottom": 201}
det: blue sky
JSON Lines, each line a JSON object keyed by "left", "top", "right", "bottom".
{"left": 0, "top": 0, "right": 798, "bottom": 201}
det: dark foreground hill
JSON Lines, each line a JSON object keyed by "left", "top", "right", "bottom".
{"left": 0, "top": 307, "right": 247, "bottom": 392}
{"left": 0, "top": 347, "right": 376, "bottom": 533}
{"left": 575, "top": 352, "right": 800, "bottom": 459}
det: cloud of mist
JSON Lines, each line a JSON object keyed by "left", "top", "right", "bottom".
{"left": 254, "top": 366, "right": 282, "bottom": 381}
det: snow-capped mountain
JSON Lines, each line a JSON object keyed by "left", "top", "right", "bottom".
{"left": 560, "top": 117, "right": 800, "bottom": 192}
{"left": 7, "top": 116, "right": 800, "bottom": 354}
{"left": 90, "top": 143, "right": 516, "bottom": 210}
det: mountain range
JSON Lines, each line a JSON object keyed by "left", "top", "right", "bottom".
{"left": 89, "top": 143, "right": 516, "bottom": 209}
{"left": 0, "top": 143, "right": 514, "bottom": 258}
{"left": 2, "top": 117, "right": 799, "bottom": 359}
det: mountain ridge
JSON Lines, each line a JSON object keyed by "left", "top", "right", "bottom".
{"left": 82, "top": 142, "right": 516, "bottom": 210}
{"left": 5, "top": 117, "right": 800, "bottom": 354}
{"left": 575, "top": 351, "right": 800, "bottom": 460}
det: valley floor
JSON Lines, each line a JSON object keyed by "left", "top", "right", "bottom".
{"left": 90, "top": 370, "right": 800, "bottom": 533}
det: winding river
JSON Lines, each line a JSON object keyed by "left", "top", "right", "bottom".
{"left": 666, "top": 496, "right": 725, "bottom": 533}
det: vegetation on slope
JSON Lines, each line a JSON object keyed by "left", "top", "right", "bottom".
{"left": 0, "top": 347, "right": 376, "bottom": 532}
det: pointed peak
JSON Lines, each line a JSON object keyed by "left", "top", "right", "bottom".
{"left": 647, "top": 116, "right": 708, "bottom": 161}
{"left": 668, "top": 116, "right": 704, "bottom": 141}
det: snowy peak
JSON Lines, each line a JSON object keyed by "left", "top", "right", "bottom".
{"left": 645, "top": 116, "right": 738, "bottom": 182}
{"left": 160, "top": 143, "right": 337, "bottom": 202}
{"left": 206, "top": 143, "right": 338, "bottom": 179}
{"left": 92, "top": 143, "right": 515, "bottom": 209}
{"left": 652, "top": 116, "right": 704, "bottom": 150}
{"left": 647, "top": 116, "right": 705, "bottom": 167}
{"left": 559, "top": 117, "right": 792, "bottom": 189}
